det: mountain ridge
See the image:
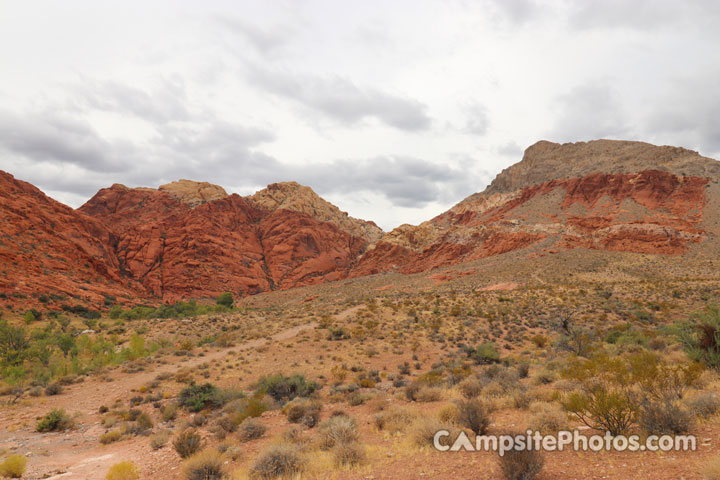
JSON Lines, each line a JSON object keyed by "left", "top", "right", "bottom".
{"left": 1, "top": 139, "right": 719, "bottom": 309}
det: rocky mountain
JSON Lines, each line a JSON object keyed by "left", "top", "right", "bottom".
{"left": 352, "top": 140, "right": 720, "bottom": 276}
{"left": 1, "top": 139, "right": 718, "bottom": 308}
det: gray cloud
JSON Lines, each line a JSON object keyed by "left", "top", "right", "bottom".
{"left": 245, "top": 65, "right": 432, "bottom": 131}
{"left": 0, "top": 108, "right": 136, "bottom": 173}
{"left": 567, "top": 0, "right": 720, "bottom": 31}
{"left": 548, "top": 83, "right": 630, "bottom": 142}
{"left": 218, "top": 16, "right": 294, "bottom": 56}
{"left": 644, "top": 75, "right": 720, "bottom": 157}
{"left": 462, "top": 103, "right": 490, "bottom": 135}
{"left": 291, "top": 156, "right": 483, "bottom": 208}
{"left": 77, "top": 78, "right": 189, "bottom": 123}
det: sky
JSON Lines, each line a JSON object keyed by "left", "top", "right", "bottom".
{"left": 1, "top": 0, "right": 719, "bottom": 230}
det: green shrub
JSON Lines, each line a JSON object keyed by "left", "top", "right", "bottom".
{"left": 250, "top": 445, "right": 305, "bottom": 479}
{"left": 36, "top": 409, "right": 73, "bottom": 432}
{"left": 470, "top": 342, "right": 500, "bottom": 364}
{"left": 680, "top": 305, "right": 720, "bottom": 368}
{"left": 173, "top": 429, "right": 203, "bottom": 458}
{"left": 255, "top": 374, "right": 318, "bottom": 403}
{"left": 216, "top": 292, "right": 234, "bottom": 308}
{"left": 179, "top": 383, "right": 222, "bottom": 412}
{"left": 0, "top": 454, "right": 27, "bottom": 478}
{"left": 105, "top": 461, "right": 140, "bottom": 480}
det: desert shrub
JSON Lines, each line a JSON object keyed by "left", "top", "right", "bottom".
{"left": 36, "top": 408, "right": 72, "bottom": 432}
{"left": 638, "top": 399, "right": 693, "bottom": 435}
{"left": 162, "top": 403, "right": 178, "bottom": 421}
{"left": 0, "top": 454, "right": 27, "bottom": 478}
{"left": 100, "top": 429, "right": 124, "bottom": 444}
{"left": 457, "top": 377, "right": 483, "bottom": 399}
{"left": 373, "top": 406, "right": 416, "bottom": 433}
{"left": 250, "top": 444, "right": 306, "bottom": 479}
{"left": 437, "top": 403, "right": 459, "bottom": 423}
{"left": 405, "top": 382, "right": 421, "bottom": 401}
{"left": 150, "top": 430, "right": 170, "bottom": 450}
{"left": 238, "top": 418, "right": 266, "bottom": 442}
{"left": 179, "top": 383, "right": 223, "bottom": 412}
{"left": 415, "top": 386, "right": 442, "bottom": 402}
{"left": 457, "top": 399, "right": 490, "bottom": 434}
{"left": 469, "top": 342, "right": 501, "bottom": 364}
{"left": 333, "top": 442, "right": 366, "bottom": 467}
{"left": 105, "top": 461, "right": 140, "bottom": 480}
{"left": 680, "top": 305, "right": 720, "bottom": 369}
{"left": 318, "top": 415, "right": 359, "bottom": 450}
{"left": 528, "top": 402, "right": 568, "bottom": 434}
{"left": 216, "top": 415, "right": 238, "bottom": 433}
{"left": 284, "top": 398, "right": 322, "bottom": 427}
{"left": 530, "top": 335, "right": 548, "bottom": 348}
{"left": 136, "top": 412, "right": 154, "bottom": 432}
{"left": 410, "top": 417, "right": 455, "bottom": 448}
{"left": 516, "top": 363, "right": 530, "bottom": 379}
{"left": 282, "top": 425, "right": 308, "bottom": 445}
{"left": 183, "top": 449, "right": 225, "bottom": 480}
{"left": 561, "top": 351, "right": 697, "bottom": 435}
{"left": 498, "top": 447, "right": 544, "bottom": 480}
{"left": 173, "top": 429, "right": 203, "bottom": 458}
{"left": 216, "top": 292, "right": 234, "bottom": 308}
{"left": 255, "top": 374, "right": 318, "bottom": 403}
{"left": 687, "top": 391, "right": 720, "bottom": 419}
{"left": 45, "top": 383, "right": 62, "bottom": 396}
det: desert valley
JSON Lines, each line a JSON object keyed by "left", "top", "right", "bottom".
{"left": 2, "top": 139, "right": 720, "bottom": 479}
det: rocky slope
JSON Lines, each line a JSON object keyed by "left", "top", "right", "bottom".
{"left": 353, "top": 140, "right": 720, "bottom": 276}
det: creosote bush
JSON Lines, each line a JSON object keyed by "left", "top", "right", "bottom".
{"left": 36, "top": 409, "right": 73, "bottom": 432}
{"left": 255, "top": 374, "right": 318, "bottom": 403}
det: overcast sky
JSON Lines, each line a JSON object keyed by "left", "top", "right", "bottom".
{"left": 1, "top": 0, "right": 719, "bottom": 230}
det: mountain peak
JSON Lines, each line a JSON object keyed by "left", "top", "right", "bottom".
{"left": 249, "top": 182, "right": 383, "bottom": 243}
{"left": 487, "top": 139, "right": 715, "bottom": 195}
{"left": 158, "top": 179, "right": 228, "bottom": 207}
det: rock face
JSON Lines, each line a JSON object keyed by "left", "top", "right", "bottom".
{"left": 353, "top": 140, "right": 719, "bottom": 276}
{"left": 1, "top": 139, "right": 718, "bottom": 308}
{"left": 78, "top": 182, "right": 371, "bottom": 301}
{"left": 0, "top": 172, "right": 142, "bottom": 305}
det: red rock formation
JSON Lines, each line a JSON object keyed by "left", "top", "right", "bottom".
{"left": 0, "top": 172, "right": 141, "bottom": 307}
{"left": 78, "top": 183, "right": 371, "bottom": 301}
